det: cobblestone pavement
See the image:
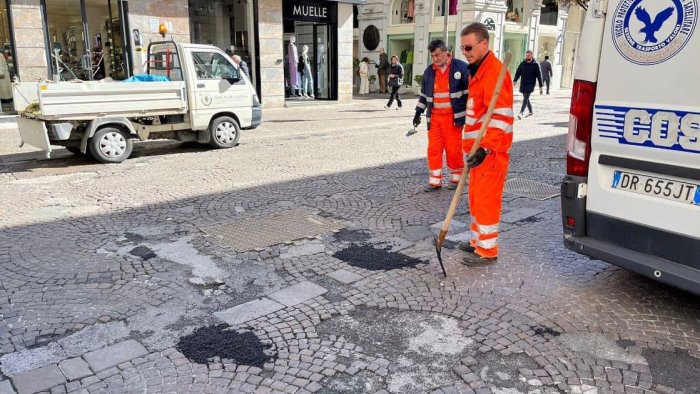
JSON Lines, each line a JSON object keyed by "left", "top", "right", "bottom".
{"left": 1, "top": 90, "right": 699, "bottom": 394}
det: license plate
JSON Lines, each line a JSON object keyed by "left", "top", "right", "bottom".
{"left": 611, "top": 170, "right": 700, "bottom": 205}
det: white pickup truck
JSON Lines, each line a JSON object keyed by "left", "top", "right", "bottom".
{"left": 13, "top": 41, "right": 261, "bottom": 163}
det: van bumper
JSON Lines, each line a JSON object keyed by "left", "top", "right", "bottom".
{"left": 249, "top": 106, "right": 262, "bottom": 129}
{"left": 564, "top": 233, "right": 700, "bottom": 296}
{"left": 561, "top": 175, "right": 700, "bottom": 296}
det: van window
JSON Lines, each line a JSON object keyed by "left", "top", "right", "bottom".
{"left": 191, "top": 51, "right": 239, "bottom": 81}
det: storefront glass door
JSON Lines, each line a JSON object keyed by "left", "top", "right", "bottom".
{"left": 313, "top": 23, "right": 333, "bottom": 100}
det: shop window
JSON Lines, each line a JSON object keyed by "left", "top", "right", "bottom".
{"left": 540, "top": 0, "right": 558, "bottom": 26}
{"left": 387, "top": 35, "right": 413, "bottom": 85}
{"left": 46, "top": 0, "right": 129, "bottom": 81}
{"left": 434, "top": 0, "right": 458, "bottom": 17}
{"left": 0, "top": 2, "right": 15, "bottom": 111}
{"left": 506, "top": 0, "right": 525, "bottom": 23}
{"left": 391, "top": 0, "right": 415, "bottom": 25}
{"left": 189, "top": 0, "right": 258, "bottom": 88}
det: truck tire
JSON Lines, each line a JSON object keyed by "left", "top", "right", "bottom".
{"left": 209, "top": 116, "right": 240, "bottom": 149}
{"left": 88, "top": 127, "right": 133, "bottom": 163}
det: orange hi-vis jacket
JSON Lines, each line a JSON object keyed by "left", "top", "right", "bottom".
{"left": 462, "top": 52, "right": 514, "bottom": 258}
{"left": 463, "top": 52, "right": 514, "bottom": 154}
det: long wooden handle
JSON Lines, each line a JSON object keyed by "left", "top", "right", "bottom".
{"left": 437, "top": 52, "right": 512, "bottom": 247}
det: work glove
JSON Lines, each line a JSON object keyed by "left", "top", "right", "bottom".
{"left": 467, "top": 147, "right": 488, "bottom": 169}
{"left": 413, "top": 113, "right": 422, "bottom": 127}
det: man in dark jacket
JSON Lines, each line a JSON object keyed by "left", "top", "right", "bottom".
{"left": 513, "top": 50, "right": 542, "bottom": 119}
{"left": 539, "top": 55, "right": 553, "bottom": 94}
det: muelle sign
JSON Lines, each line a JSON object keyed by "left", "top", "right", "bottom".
{"left": 283, "top": 0, "right": 336, "bottom": 23}
{"left": 293, "top": 4, "right": 328, "bottom": 19}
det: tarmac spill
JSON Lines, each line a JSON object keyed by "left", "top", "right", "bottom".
{"left": 176, "top": 324, "right": 276, "bottom": 367}
{"left": 332, "top": 244, "right": 421, "bottom": 271}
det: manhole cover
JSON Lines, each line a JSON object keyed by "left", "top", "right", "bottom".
{"left": 201, "top": 210, "right": 343, "bottom": 251}
{"left": 504, "top": 178, "right": 560, "bottom": 200}
{"left": 176, "top": 324, "right": 276, "bottom": 367}
{"left": 332, "top": 244, "right": 422, "bottom": 271}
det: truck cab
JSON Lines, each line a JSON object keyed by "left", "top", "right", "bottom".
{"left": 561, "top": 0, "right": 700, "bottom": 294}
{"left": 13, "top": 41, "right": 261, "bottom": 163}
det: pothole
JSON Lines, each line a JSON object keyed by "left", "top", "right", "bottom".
{"left": 332, "top": 244, "right": 422, "bottom": 271}
{"left": 317, "top": 308, "right": 473, "bottom": 392}
{"left": 129, "top": 245, "right": 157, "bottom": 260}
{"left": 530, "top": 325, "right": 561, "bottom": 339}
{"left": 176, "top": 324, "right": 277, "bottom": 367}
{"left": 474, "top": 351, "right": 563, "bottom": 393}
{"left": 333, "top": 228, "right": 372, "bottom": 243}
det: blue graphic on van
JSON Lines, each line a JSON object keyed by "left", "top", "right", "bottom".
{"left": 695, "top": 187, "right": 700, "bottom": 204}
{"left": 594, "top": 105, "right": 700, "bottom": 154}
{"left": 612, "top": 0, "right": 697, "bottom": 65}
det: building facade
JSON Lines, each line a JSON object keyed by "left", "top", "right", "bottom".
{"left": 0, "top": 0, "right": 359, "bottom": 110}
{"left": 354, "top": 0, "right": 585, "bottom": 92}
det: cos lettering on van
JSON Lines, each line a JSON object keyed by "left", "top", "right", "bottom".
{"left": 612, "top": 0, "right": 698, "bottom": 65}
{"left": 594, "top": 105, "right": 700, "bottom": 153}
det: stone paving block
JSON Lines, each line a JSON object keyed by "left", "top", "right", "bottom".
{"left": 500, "top": 208, "right": 546, "bottom": 224}
{"left": 83, "top": 340, "right": 149, "bottom": 373}
{"left": 268, "top": 281, "right": 327, "bottom": 307}
{"left": 326, "top": 269, "right": 363, "bottom": 284}
{"left": 0, "top": 380, "right": 15, "bottom": 394}
{"left": 11, "top": 365, "right": 66, "bottom": 394}
{"left": 214, "top": 299, "right": 285, "bottom": 326}
{"left": 59, "top": 357, "right": 93, "bottom": 381}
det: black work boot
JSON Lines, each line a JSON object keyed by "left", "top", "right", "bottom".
{"left": 458, "top": 242, "right": 475, "bottom": 253}
{"left": 461, "top": 251, "right": 497, "bottom": 267}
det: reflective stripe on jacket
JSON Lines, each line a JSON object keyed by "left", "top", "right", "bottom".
{"left": 463, "top": 52, "right": 515, "bottom": 153}
{"left": 415, "top": 57, "right": 469, "bottom": 128}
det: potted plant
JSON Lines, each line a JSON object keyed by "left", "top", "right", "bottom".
{"left": 369, "top": 74, "right": 377, "bottom": 92}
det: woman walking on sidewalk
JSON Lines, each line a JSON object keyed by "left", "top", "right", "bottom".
{"left": 385, "top": 56, "right": 404, "bottom": 110}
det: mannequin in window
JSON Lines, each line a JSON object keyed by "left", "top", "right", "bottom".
{"left": 287, "top": 37, "right": 299, "bottom": 96}
{"left": 0, "top": 54, "right": 11, "bottom": 110}
{"left": 299, "top": 45, "right": 314, "bottom": 99}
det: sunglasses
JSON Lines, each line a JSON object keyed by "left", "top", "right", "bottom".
{"left": 460, "top": 40, "right": 484, "bottom": 52}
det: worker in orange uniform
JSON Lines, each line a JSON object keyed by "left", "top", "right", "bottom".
{"left": 458, "top": 22, "right": 515, "bottom": 266}
{"left": 413, "top": 40, "right": 470, "bottom": 191}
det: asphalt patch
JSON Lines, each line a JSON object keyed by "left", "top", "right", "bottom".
{"left": 333, "top": 228, "right": 372, "bottom": 243}
{"left": 176, "top": 324, "right": 277, "bottom": 367}
{"left": 530, "top": 325, "right": 561, "bottom": 338}
{"left": 643, "top": 347, "right": 700, "bottom": 393}
{"left": 616, "top": 339, "right": 636, "bottom": 348}
{"left": 129, "top": 245, "right": 157, "bottom": 260}
{"left": 332, "top": 244, "right": 421, "bottom": 271}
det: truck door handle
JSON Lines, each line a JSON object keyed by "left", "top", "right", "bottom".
{"left": 197, "top": 83, "right": 205, "bottom": 88}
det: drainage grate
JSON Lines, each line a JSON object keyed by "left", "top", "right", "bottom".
{"left": 504, "top": 178, "right": 560, "bottom": 200}
{"left": 333, "top": 244, "right": 422, "bottom": 271}
{"left": 201, "top": 210, "right": 343, "bottom": 252}
{"left": 176, "top": 324, "right": 276, "bottom": 367}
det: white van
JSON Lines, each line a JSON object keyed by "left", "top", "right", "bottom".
{"left": 13, "top": 41, "right": 261, "bottom": 163}
{"left": 561, "top": 0, "right": 700, "bottom": 294}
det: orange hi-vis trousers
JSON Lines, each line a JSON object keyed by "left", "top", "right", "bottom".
{"left": 467, "top": 151, "right": 509, "bottom": 258}
{"left": 427, "top": 113, "right": 464, "bottom": 187}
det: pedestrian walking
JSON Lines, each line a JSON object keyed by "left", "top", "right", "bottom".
{"left": 376, "top": 48, "right": 389, "bottom": 93}
{"left": 513, "top": 50, "right": 542, "bottom": 119}
{"left": 385, "top": 55, "right": 404, "bottom": 109}
{"left": 359, "top": 57, "right": 370, "bottom": 95}
{"left": 539, "top": 55, "right": 553, "bottom": 94}
{"left": 413, "top": 39, "right": 469, "bottom": 192}
{"left": 458, "top": 22, "right": 515, "bottom": 266}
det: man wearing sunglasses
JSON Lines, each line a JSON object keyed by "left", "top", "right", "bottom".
{"left": 413, "top": 40, "right": 470, "bottom": 192}
{"left": 457, "top": 22, "right": 515, "bottom": 267}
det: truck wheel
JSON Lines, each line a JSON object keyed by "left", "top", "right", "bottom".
{"left": 88, "top": 127, "right": 133, "bottom": 163}
{"left": 209, "top": 116, "right": 240, "bottom": 149}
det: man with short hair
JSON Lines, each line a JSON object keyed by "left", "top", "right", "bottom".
{"left": 413, "top": 40, "right": 469, "bottom": 191}
{"left": 458, "top": 22, "right": 515, "bottom": 266}
{"left": 539, "top": 55, "right": 553, "bottom": 95}
{"left": 513, "top": 50, "right": 543, "bottom": 119}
